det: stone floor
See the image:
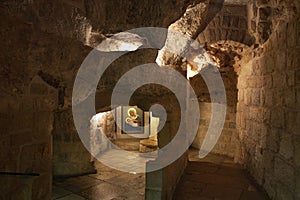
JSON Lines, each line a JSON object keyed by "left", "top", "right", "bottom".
{"left": 52, "top": 160, "right": 146, "bottom": 200}
{"left": 174, "top": 148, "right": 270, "bottom": 200}
{"left": 52, "top": 148, "right": 270, "bottom": 200}
{"left": 52, "top": 148, "right": 157, "bottom": 200}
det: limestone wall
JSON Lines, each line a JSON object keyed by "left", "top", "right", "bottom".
{"left": 190, "top": 65, "right": 239, "bottom": 158}
{"left": 236, "top": 0, "right": 300, "bottom": 198}
{"left": 192, "top": 103, "right": 238, "bottom": 158}
{"left": 0, "top": 76, "right": 57, "bottom": 199}
{"left": 0, "top": 4, "right": 88, "bottom": 195}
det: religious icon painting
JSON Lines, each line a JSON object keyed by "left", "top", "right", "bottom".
{"left": 122, "top": 106, "right": 144, "bottom": 134}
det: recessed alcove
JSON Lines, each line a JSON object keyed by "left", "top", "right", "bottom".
{"left": 90, "top": 106, "right": 159, "bottom": 155}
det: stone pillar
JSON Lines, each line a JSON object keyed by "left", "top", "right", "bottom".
{"left": 145, "top": 99, "right": 188, "bottom": 200}
{"left": 52, "top": 108, "right": 96, "bottom": 177}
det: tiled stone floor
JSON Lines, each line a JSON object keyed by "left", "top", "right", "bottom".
{"left": 52, "top": 149, "right": 156, "bottom": 200}
{"left": 53, "top": 160, "right": 146, "bottom": 200}
{"left": 53, "top": 148, "right": 270, "bottom": 200}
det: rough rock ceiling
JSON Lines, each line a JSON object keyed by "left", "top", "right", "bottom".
{"left": 156, "top": 0, "right": 222, "bottom": 73}
{"left": 156, "top": 0, "right": 252, "bottom": 77}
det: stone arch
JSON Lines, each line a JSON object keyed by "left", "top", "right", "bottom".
{"left": 197, "top": 4, "right": 255, "bottom": 46}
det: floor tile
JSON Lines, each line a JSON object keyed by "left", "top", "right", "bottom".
{"left": 56, "top": 193, "right": 87, "bottom": 200}
{"left": 52, "top": 186, "right": 72, "bottom": 199}
{"left": 54, "top": 176, "right": 104, "bottom": 193}
{"left": 80, "top": 182, "right": 126, "bottom": 200}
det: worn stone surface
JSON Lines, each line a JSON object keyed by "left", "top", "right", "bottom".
{"left": 53, "top": 160, "right": 145, "bottom": 200}
{"left": 190, "top": 52, "right": 239, "bottom": 158}
{"left": 157, "top": 0, "right": 211, "bottom": 73}
{"left": 236, "top": 1, "right": 300, "bottom": 198}
{"left": 173, "top": 159, "right": 269, "bottom": 200}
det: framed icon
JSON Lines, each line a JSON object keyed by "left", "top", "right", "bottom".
{"left": 122, "top": 106, "right": 144, "bottom": 134}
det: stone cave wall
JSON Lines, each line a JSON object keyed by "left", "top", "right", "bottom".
{"left": 0, "top": 17, "right": 91, "bottom": 198}
{"left": 236, "top": 0, "right": 300, "bottom": 199}
{"left": 0, "top": 76, "right": 57, "bottom": 199}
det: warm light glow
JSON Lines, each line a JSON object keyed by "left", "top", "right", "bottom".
{"left": 118, "top": 43, "right": 140, "bottom": 51}
{"left": 90, "top": 112, "right": 106, "bottom": 124}
{"left": 95, "top": 32, "right": 144, "bottom": 52}
{"left": 187, "top": 63, "right": 199, "bottom": 79}
{"left": 155, "top": 49, "right": 165, "bottom": 66}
